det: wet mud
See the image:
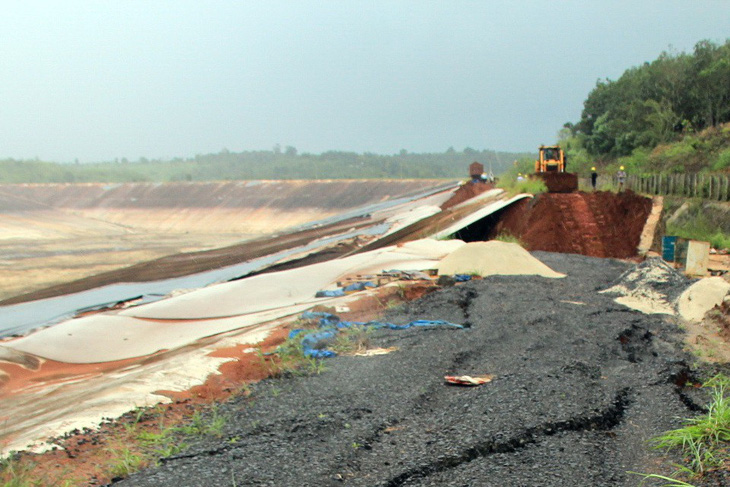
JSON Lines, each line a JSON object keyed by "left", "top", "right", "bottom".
{"left": 115, "top": 252, "right": 727, "bottom": 487}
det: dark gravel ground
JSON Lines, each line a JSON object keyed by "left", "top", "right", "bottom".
{"left": 115, "top": 252, "right": 728, "bottom": 487}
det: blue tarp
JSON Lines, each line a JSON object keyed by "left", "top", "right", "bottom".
{"left": 315, "top": 281, "right": 375, "bottom": 298}
{"left": 290, "top": 312, "right": 463, "bottom": 359}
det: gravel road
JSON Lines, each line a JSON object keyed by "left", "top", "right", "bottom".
{"left": 115, "top": 252, "right": 726, "bottom": 486}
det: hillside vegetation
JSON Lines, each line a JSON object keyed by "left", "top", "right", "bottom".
{"left": 0, "top": 148, "right": 531, "bottom": 184}
{"left": 560, "top": 39, "right": 730, "bottom": 177}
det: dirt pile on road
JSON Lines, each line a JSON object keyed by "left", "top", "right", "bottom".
{"left": 493, "top": 190, "right": 652, "bottom": 258}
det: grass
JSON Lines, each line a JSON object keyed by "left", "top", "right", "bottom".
{"left": 331, "top": 326, "right": 372, "bottom": 355}
{"left": 176, "top": 407, "right": 227, "bottom": 438}
{"left": 632, "top": 374, "right": 730, "bottom": 484}
{"left": 494, "top": 231, "right": 524, "bottom": 246}
{"left": 497, "top": 176, "right": 548, "bottom": 196}
{"left": 666, "top": 201, "right": 730, "bottom": 250}
{"left": 629, "top": 472, "right": 696, "bottom": 486}
{"left": 0, "top": 403, "right": 233, "bottom": 486}
{"left": 652, "top": 375, "right": 730, "bottom": 475}
{"left": 106, "top": 446, "right": 145, "bottom": 479}
{"left": 258, "top": 333, "right": 327, "bottom": 377}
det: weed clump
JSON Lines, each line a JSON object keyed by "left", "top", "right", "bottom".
{"left": 633, "top": 374, "right": 730, "bottom": 485}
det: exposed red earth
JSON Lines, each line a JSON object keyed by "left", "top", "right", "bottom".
{"left": 493, "top": 190, "right": 653, "bottom": 258}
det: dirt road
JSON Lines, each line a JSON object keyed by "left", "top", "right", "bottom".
{"left": 116, "top": 252, "right": 727, "bottom": 486}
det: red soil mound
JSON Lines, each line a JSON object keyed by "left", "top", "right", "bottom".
{"left": 492, "top": 190, "right": 652, "bottom": 258}
{"left": 440, "top": 182, "right": 494, "bottom": 210}
{"left": 534, "top": 172, "right": 578, "bottom": 193}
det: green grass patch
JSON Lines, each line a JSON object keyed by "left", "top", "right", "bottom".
{"left": 644, "top": 374, "right": 730, "bottom": 481}
{"left": 497, "top": 176, "right": 548, "bottom": 196}
{"left": 493, "top": 231, "right": 524, "bottom": 246}
{"left": 258, "top": 332, "right": 327, "bottom": 377}
{"left": 667, "top": 218, "right": 730, "bottom": 251}
{"left": 331, "top": 327, "right": 372, "bottom": 355}
{"left": 175, "top": 407, "right": 227, "bottom": 439}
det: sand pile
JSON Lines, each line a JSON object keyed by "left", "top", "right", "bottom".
{"left": 436, "top": 241, "right": 564, "bottom": 278}
{"left": 602, "top": 257, "right": 730, "bottom": 322}
{"left": 601, "top": 257, "right": 688, "bottom": 315}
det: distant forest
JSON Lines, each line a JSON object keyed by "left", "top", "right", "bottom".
{"left": 0, "top": 148, "right": 533, "bottom": 183}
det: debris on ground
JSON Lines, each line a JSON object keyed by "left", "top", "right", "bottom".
{"left": 292, "top": 312, "right": 463, "bottom": 358}
{"left": 444, "top": 374, "right": 494, "bottom": 386}
{"left": 354, "top": 347, "right": 398, "bottom": 357}
{"left": 601, "top": 257, "right": 689, "bottom": 315}
{"left": 315, "top": 281, "right": 376, "bottom": 298}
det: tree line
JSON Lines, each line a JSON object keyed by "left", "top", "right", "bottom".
{"left": 0, "top": 148, "right": 533, "bottom": 184}
{"left": 561, "top": 38, "right": 730, "bottom": 176}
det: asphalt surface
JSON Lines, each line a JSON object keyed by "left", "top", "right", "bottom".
{"left": 115, "top": 252, "right": 727, "bottom": 487}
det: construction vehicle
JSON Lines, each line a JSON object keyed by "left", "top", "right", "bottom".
{"left": 532, "top": 145, "right": 578, "bottom": 193}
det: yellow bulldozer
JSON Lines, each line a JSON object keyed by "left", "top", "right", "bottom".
{"left": 532, "top": 145, "right": 578, "bottom": 193}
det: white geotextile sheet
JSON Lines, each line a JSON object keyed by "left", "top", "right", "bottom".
{"left": 119, "top": 239, "right": 464, "bottom": 320}
{"left": 431, "top": 194, "right": 530, "bottom": 239}
{"left": 6, "top": 239, "right": 465, "bottom": 363}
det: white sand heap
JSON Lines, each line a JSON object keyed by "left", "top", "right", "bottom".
{"left": 602, "top": 257, "right": 730, "bottom": 322}
{"left": 436, "top": 241, "right": 565, "bottom": 278}
{"left": 677, "top": 277, "right": 730, "bottom": 323}
{"left": 601, "top": 258, "right": 684, "bottom": 315}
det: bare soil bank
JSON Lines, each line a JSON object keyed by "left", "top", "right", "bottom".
{"left": 115, "top": 252, "right": 728, "bottom": 487}
{"left": 494, "top": 190, "right": 652, "bottom": 258}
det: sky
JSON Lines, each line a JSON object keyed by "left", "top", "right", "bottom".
{"left": 1, "top": 1, "right": 729, "bottom": 163}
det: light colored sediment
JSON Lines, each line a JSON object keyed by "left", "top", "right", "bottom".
{"left": 436, "top": 241, "right": 565, "bottom": 278}
{"left": 637, "top": 195, "right": 663, "bottom": 256}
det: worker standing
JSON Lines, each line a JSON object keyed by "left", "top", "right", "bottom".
{"left": 590, "top": 167, "right": 598, "bottom": 191}
{"left": 616, "top": 166, "right": 627, "bottom": 192}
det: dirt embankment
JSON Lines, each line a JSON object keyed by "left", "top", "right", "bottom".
{"left": 440, "top": 181, "right": 494, "bottom": 210}
{"left": 494, "top": 190, "right": 652, "bottom": 258}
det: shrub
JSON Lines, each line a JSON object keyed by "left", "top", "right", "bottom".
{"left": 711, "top": 148, "right": 730, "bottom": 171}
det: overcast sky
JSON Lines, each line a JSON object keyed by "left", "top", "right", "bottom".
{"left": 1, "top": 1, "right": 729, "bottom": 162}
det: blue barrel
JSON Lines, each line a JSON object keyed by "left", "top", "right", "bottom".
{"left": 662, "top": 236, "right": 677, "bottom": 262}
